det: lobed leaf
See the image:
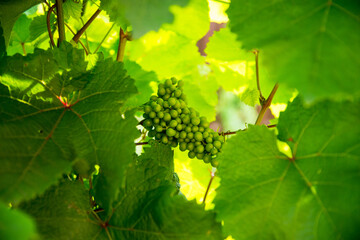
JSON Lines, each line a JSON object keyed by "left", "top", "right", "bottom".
{"left": 215, "top": 97, "right": 360, "bottom": 239}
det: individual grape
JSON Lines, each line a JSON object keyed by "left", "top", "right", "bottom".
{"left": 170, "top": 109, "right": 178, "bottom": 118}
{"left": 213, "top": 140, "right": 222, "bottom": 149}
{"left": 176, "top": 124, "right": 183, "bottom": 131}
{"left": 187, "top": 132, "right": 194, "bottom": 139}
{"left": 211, "top": 158, "right": 219, "bottom": 167}
{"left": 143, "top": 119, "right": 152, "bottom": 128}
{"left": 194, "top": 132, "right": 203, "bottom": 141}
{"left": 211, "top": 148, "right": 218, "bottom": 155}
{"left": 185, "top": 126, "right": 192, "bottom": 133}
{"left": 155, "top": 125, "right": 163, "bottom": 132}
{"left": 187, "top": 142, "right": 194, "bottom": 151}
{"left": 163, "top": 101, "right": 170, "bottom": 108}
{"left": 171, "top": 77, "right": 177, "bottom": 84}
{"left": 205, "top": 143, "right": 213, "bottom": 152}
{"left": 179, "top": 142, "right": 187, "bottom": 152}
{"left": 157, "top": 112, "right": 164, "bottom": 118}
{"left": 162, "top": 135, "right": 168, "bottom": 144}
{"left": 196, "top": 153, "right": 204, "bottom": 159}
{"left": 163, "top": 113, "right": 171, "bottom": 122}
{"left": 203, "top": 155, "right": 211, "bottom": 163}
{"left": 150, "top": 96, "right": 157, "bottom": 101}
{"left": 168, "top": 97, "right": 176, "bottom": 106}
{"left": 158, "top": 87, "right": 166, "bottom": 96}
{"left": 153, "top": 118, "right": 160, "bottom": 124}
{"left": 166, "top": 128, "right": 176, "bottom": 137}
{"left": 192, "top": 126, "right": 199, "bottom": 132}
{"left": 174, "top": 89, "right": 182, "bottom": 98}
{"left": 179, "top": 131, "right": 187, "bottom": 139}
{"left": 169, "top": 120, "right": 178, "bottom": 128}
{"left": 206, "top": 137, "right": 212, "bottom": 143}
{"left": 144, "top": 105, "right": 152, "bottom": 114}
{"left": 188, "top": 151, "right": 196, "bottom": 159}
{"left": 196, "top": 145, "right": 204, "bottom": 153}
{"left": 149, "top": 111, "right": 156, "bottom": 118}
{"left": 165, "top": 79, "right": 172, "bottom": 87}
{"left": 174, "top": 101, "right": 181, "bottom": 109}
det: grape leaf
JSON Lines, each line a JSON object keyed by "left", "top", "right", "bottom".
{"left": 19, "top": 180, "right": 101, "bottom": 240}
{"left": 215, "top": 98, "right": 360, "bottom": 239}
{"left": 98, "top": 142, "right": 223, "bottom": 239}
{"left": 29, "top": 14, "right": 56, "bottom": 42}
{"left": 63, "top": 0, "right": 82, "bottom": 21}
{"left": 0, "top": 0, "right": 41, "bottom": 46}
{"left": 9, "top": 14, "right": 31, "bottom": 44}
{"left": 100, "top": 0, "right": 189, "bottom": 39}
{"left": 0, "top": 201, "right": 37, "bottom": 240}
{"left": 0, "top": 44, "right": 139, "bottom": 203}
{"left": 227, "top": 0, "right": 360, "bottom": 99}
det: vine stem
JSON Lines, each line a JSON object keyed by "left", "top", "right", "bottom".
{"left": 72, "top": 8, "right": 101, "bottom": 43}
{"left": 47, "top": 4, "right": 56, "bottom": 47}
{"left": 203, "top": 169, "right": 216, "bottom": 204}
{"left": 55, "top": 0, "right": 65, "bottom": 46}
{"left": 252, "top": 50, "right": 265, "bottom": 103}
{"left": 255, "top": 83, "right": 279, "bottom": 125}
{"left": 116, "top": 28, "right": 128, "bottom": 62}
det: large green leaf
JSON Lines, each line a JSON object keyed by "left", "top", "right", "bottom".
{"left": 0, "top": 44, "right": 139, "bottom": 203}
{"left": 19, "top": 180, "right": 100, "bottom": 240}
{"left": 214, "top": 98, "right": 360, "bottom": 239}
{"left": 100, "top": 0, "right": 189, "bottom": 39}
{"left": 0, "top": 201, "right": 37, "bottom": 240}
{"left": 102, "top": 142, "right": 223, "bottom": 239}
{"left": 0, "top": 0, "right": 41, "bottom": 46}
{"left": 227, "top": 0, "right": 360, "bottom": 99}
{"left": 18, "top": 143, "right": 222, "bottom": 239}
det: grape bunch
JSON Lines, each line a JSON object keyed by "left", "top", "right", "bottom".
{"left": 142, "top": 78, "right": 224, "bottom": 167}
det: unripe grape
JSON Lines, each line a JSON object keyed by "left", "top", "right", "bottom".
{"left": 203, "top": 155, "right": 211, "bottom": 163}
{"left": 196, "top": 145, "right": 204, "bottom": 153}
{"left": 168, "top": 98, "right": 176, "bottom": 106}
{"left": 174, "top": 89, "right": 182, "bottom": 98}
{"left": 205, "top": 143, "right": 213, "bottom": 152}
{"left": 194, "top": 132, "right": 203, "bottom": 141}
{"left": 171, "top": 77, "right": 177, "bottom": 84}
{"left": 196, "top": 153, "right": 204, "bottom": 159}
{"left": 170, "top": 109, "right": 178, "bottom": 118}
{"left": 206, "top": 137, "right": 212, "bottom": 143}
{"left": 143, "top": 119, "right": 152, "bottom": 128}
{"left": 187, "top": 132, "right": 194, "bottom": 139}
{"left": 155, "top": 125, "right": 163, "bottom": 132}
{"left": 169, "top": 120, "right": 177, "bottom": 128}
{"left": 213, "top": 140, "right": 222, "bottom": 149}
{"left": 179, "top": 131, "right": 187, "bottom": 139}
{"left": 178, "top": 80, "right": 184, "bottom": 87}
{"left": 153, "top": 118, "right": 160, "bottom": 124}
{"left": 162, "top": 135, "right": 168, "bottom": 144}
{"left": 176, "top": 124, "right": 183, "bottom": 131}
{"left": 165, "top": 79, "right": 172, "bottom": 87}
{"left": 192, "top": 126, "right": 199, "bottom": 132}
{"left": 149, "top": 111, "right": 156, "bottom": 118}
{"left": 211, "top": 158, "right": 219, "bottom": 168}
{"left": 179, "top": 142, "right": 187, "bottom": 151}
{"left": 191, "top": 117, "right": 200, "bottom": 126}
{"left": 163, "top": 94, "right": 170, "bottom": 100}
{"left": 163, "top": 113, "right": 171, "bottom": 122}
{"left": 158, "top": 87, "right": 166, "bottom": 96}
{"left": 187, "top": 142, "right": 195, "bottom": 151}
{"left": 144, "top": 105, "right": 152, "bottom": 114}
{"left": 188, "top": 151, "right": 196, "bottom": 159}
{"left": 166, "top": 128, "right": 176, "bottom": 137}
{"left": 211, "top": 148, "right": 218, "bottom": 155}
{"left": 150, "top": 96, "right": 157, "bottom": 101}
{"left": 157, "top": 112, "right": 164, "bottom": 118}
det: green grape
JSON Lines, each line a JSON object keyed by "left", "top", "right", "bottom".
{"left": 153, "top": 118, "right": 160, "bottom": 124}
{"left": 170, "top": 84, "right": 176, "bottom": 91}
{"left": 206, "top": 137, "right": 212, "bottom": 143}
{"left": 178, "top": 80, "right": 184, "bottom": 87}
{"left": 179, "top": 131, "right": 187, "bottom": 139}
{"left": 170, "top": 109, "right": 178, "bottom": 118}
{"left": 166, "top": 88, "right": 172, "bottom": 94}
{"left": 174, "top": 101, "right": 181, "bottom": 109}
{"left": 187, "top": 132, "right": 194, "bottom": 139}
{"left": 160, "top": 121, "right": 166, "bottom": 127}
{"left": 185, "top": 126, "right": 192, "bottom": 133}
{"left": 198, "top": 127, "right": 204, "bottom": 132}
{"left": 171, "top": 141, "right": 178, "bottom": 148}
{"left": 188, "top": 151, "right": 196, "bottom": 159}
{"left": 182, "top": 116, "right": 190, "bottom": 124}
{"left": 171, "top": 77, "right": 177, "bottom": 84}
{"left": 194, "top": 141, "right": 201, "bottom": 146}
{"left": 192, "top": 126, "right": 199, "bottom": 132}
{"left": 163, "top": 94, "right": 170, "bottom": 100}
{"left": 163, "top": 113, "right": 171, "bottom": 122}
{"left": 203, "top": 132, "right": 209, "bottom": 138}
{"left": 179, "top": 100, "right": 186, "bottom": 109}
{"left": 213, "top": 140, "right": 222, "bottom": 149}
{"left": 205, "top": 143, "right": 213, "bottom": 152}
{"left": 196, "top": 145, "right": 204, "bottom": 153}
{"left": 174, "top": 89, "right": 182, "bottom": 98}
{"left": 150, "top": 96, "right": 157, "bottom": 101}
{"left": 158, "top": 87, "right": 166, "bottom": 96}
{"left": 143, "top": 119, "right": 152, "bottom": 128}
{"left": 144, "top": 105, "right": 152, "bottom": 114}
{"left": 155, "top": 125, "right": 163, "bottom": 132}
{"left": 169, "top": 120, "right": 177, "bottom": 128}
{"left": 211, "top": 148, "right": 218, "bottom": 155}
{"left": 196, "top": 153, "right": 204, "bottom": 159}
{"left": 203, "top": 155, "right": 211, "bottom": 163}
{"left": 157, "top": 112, "right": 164, "bottom": 118}
{"left": 191, "top": 117, "right": 200, "bottom": 126}
{"left": 162, "top": 135, "right": 168, "bottom": 144}
{"left": 175, "top": 117, "right": 182, "bottom": 123}
{"left": 157, "top": 98, "right": 164, "bottom": 106}
{"left": 165, "top": 79, "right": 172, "bottom": 87}
{"left": 211, "top": 158, "right": 219, "bottom": 168}
{"left": 174, "top": 132, "right": 180, "bottom": 139}
{"left": 179, "top": 142, "right": 187, "bottom": 151}
{"left": 155, "top": 133, "right": 162, "bottom": 140}
{"left": 176, "top": 124, "right": 183, "bottom": 131}
{"left": 163, "top": 101, "right": 170, "bottom": 108}
{"left": 166, "top": 128, "right": 176, "bottom": 137}
{"left": 184, "top": 138, "right": 190, "bottom": 143}
{"left": 149, "top": 111, "right": 156, "bottom": 118}
{"left": 194, "top": 132, "right": 203, "bottom": 141}
{"left": 187, "top": 142, "right": 195, "bottom": 151}
{"left": 182, "top": 108, "right": 190, "bottom": 114}
{"left": 168, "top": 97, "right": 176, "bottom": 106}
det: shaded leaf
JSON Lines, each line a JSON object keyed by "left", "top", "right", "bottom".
{"left": 0, "top": 45, "right": 139, "bottom": 203}
{"left": 215, "top": 97, "right": 360, "bottom": 239}
{"left": 227, "top": 0, "right": 360, "bottom": 99}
